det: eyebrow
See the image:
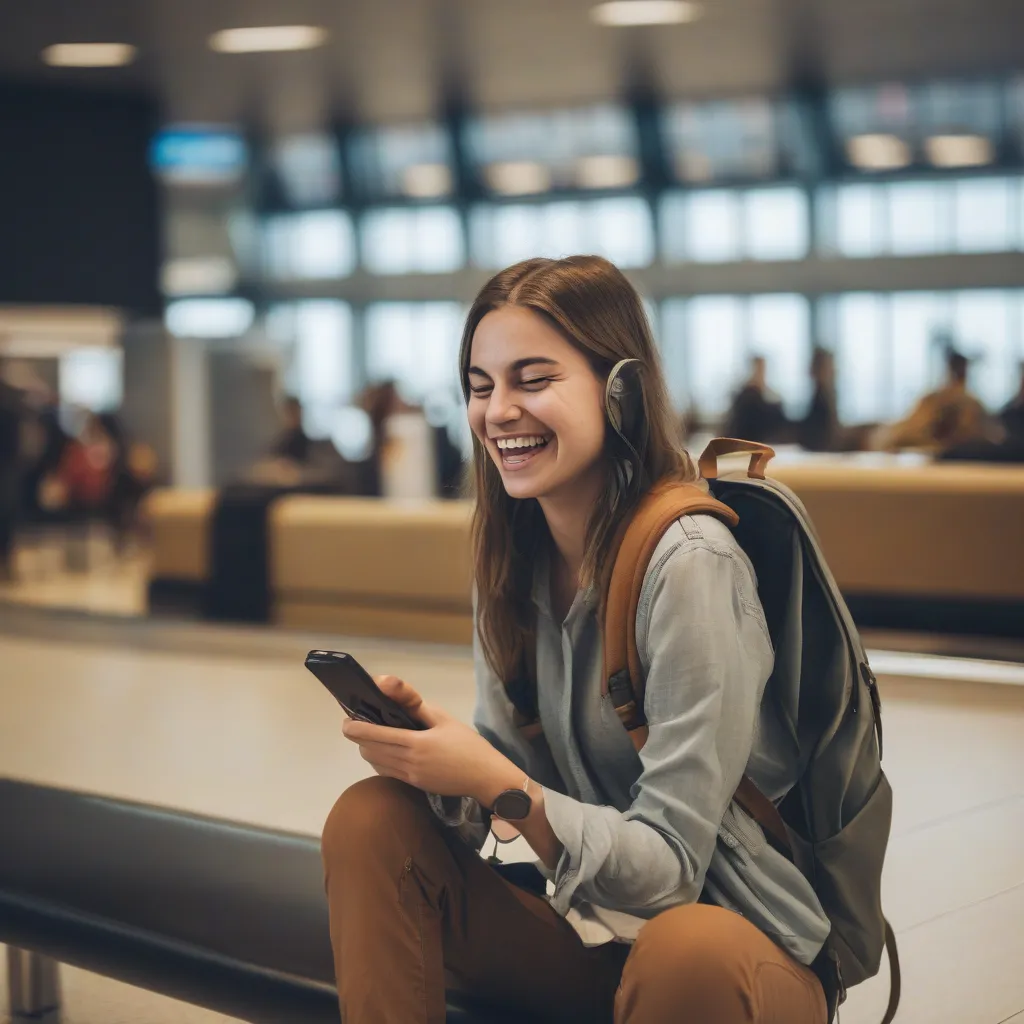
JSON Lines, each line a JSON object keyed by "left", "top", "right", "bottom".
{"left": 466, "top": 357, "right": 559, "bottom": 378}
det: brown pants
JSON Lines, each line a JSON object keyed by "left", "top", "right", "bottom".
{"left": 321, "top": 777, "right": 827, "bottom": 1024}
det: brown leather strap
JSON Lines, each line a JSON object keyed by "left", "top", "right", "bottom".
{"left": 698, "top": 437, "right": 776, "bottom": 481}
{"left": 602, "top": 481, "right": 738, "bottom": 736}
{"left": 734, "top": 775, "right": 792, "bottom": 856}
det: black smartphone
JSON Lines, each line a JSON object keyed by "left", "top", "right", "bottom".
{"left": 304, "top": 650, "right": 426, "bottom": 731}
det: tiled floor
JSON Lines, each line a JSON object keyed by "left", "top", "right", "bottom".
{"left": 0, "top": 610, "right": 1022, "bottom": 1024}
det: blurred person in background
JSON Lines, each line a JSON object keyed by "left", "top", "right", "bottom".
{"left": 356, "top": 379, "right": 404, "bottom": 497}
{"left": 723, "top": 355, "right": 789, "bottom": 443}
{"left": 97, "top": 412, "right": 156, "bottom": 552}
{"left": 1000, "top": 361, "right": 1024, "bottom": 443}
{"left": 322, "top": 256, "right": 828, "bottom": 1024}
{"left": 940, "top": 359, "right": 1024, "bottom": 464}
{"left": 269, "top": 395, "right": 311, "bottom": 465}
{"left": 876, "top": 345, "right": 1000, "bottom": 453}
{"left": 20, "top": 389, "right": 69, "bottom": 523}
{"left": 796, "top": 347, "right": 841, "bottom": 452}
{"left": 48, "top": 411, "right": 116, "bottom": 519}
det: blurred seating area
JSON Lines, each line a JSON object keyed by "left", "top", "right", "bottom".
{"left": 141, "top": 453, "right": 1024, "bottom": 641}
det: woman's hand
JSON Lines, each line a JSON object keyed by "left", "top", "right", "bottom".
{"left": 341, "top": 676, "right": 522, "bottom": 806}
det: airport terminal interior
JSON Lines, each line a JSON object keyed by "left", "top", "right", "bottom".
{"left": 1, "top": 0, "right": 1023, "bottom": 1022}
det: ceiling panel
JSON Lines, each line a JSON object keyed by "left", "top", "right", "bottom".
{"left": 0, "top": 0, "right": 1021, "bottom": 129}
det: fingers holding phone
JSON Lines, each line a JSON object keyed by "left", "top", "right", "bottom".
{"left": 373, "top": 675, "right": 437, "bottom": 728}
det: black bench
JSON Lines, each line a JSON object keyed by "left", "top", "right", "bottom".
{"left": 0, "top": 778, "right": 524, "bottom": 1023}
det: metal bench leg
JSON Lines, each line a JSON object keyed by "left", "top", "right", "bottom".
{"left": 7, "top": 947, "right": 61, "bottom": 1021}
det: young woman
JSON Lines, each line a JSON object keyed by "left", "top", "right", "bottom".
{"left": 321, "top": 256, "right": 830, "bottom": 1024}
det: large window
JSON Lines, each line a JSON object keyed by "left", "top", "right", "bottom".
{"left": 470, "top": 197, "right": 654, "bottom": 269}
{"left": 465, "top": 105, "right": 639, "bottom": 195}
{"left": 660, "top": 294, "right": 810, "bottom": 421}
{"left": 818, "top": 176, "right": 1023, "bottom": 257}
{"left": 267, "top": 301, "right": 354, "bottom": 440}
{"left": 349, "top": 122, "right": 453, "bottom": 200}
{"left": 820, "top": 289, "right": 1024, "bottom": 423}
{"left": 361, "top": 206, "right": 464, "bottom": 275}
{"left": 271, "top": 134, "right": 342, "bottom": 207}
{"left": 263, "top": 211, "right": 356, "bottom": 280}
{"left": 662, "top": 98, "right": 778, "bottom": 183}
{"left": 661, "top": 186, "right": 808, "bottom": 263}
{"left": 364, "top": 302, "right": 464, "bottom": 405}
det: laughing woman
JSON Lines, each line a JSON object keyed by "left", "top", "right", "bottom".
{"left": 321, "top": 256, "right": 830, "bottom": 1024}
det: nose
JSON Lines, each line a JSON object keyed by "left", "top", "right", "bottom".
{"left": 484, "top": 382, "right": 522, "bottom": 430}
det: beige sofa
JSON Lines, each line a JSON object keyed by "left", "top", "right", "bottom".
{"left": 270, "top": 497, "right": 475, "bottom": 644}
{"left": 770, "top": 462, "right": 1024, "bottom": 601}
{"left": 144, "top": 461, "right": 1023, "bottom": 640}
{"left": 144, "top": 488, "right": 216, "bottom": 585}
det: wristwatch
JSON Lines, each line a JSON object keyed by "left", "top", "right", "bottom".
{"left": 492, "top": 776, "right": 533, "bottom": 821}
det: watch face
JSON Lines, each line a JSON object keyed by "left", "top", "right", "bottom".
{"left": 493, "top": 788, "right": 532, "bottom": 821}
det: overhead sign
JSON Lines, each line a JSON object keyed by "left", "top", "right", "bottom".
{"left": 150, "top": 126, "right": 248, "bottom": 184}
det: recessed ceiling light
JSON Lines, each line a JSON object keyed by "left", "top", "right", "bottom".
{"left": 924, "top": 134, "right": 994, "bottom": 169}
{"left": 42, "top": 43, "right": 137, "bottom": 67}
{"left": 575, "top": 154, "right": 640, "bottom": 189}
{"left": 846, "top": 133, "right": 912, "bottom": 171}
{"left": 485, "top": 161, "right": 552, "bottom": 196}
{"left": 402, "top": 163, "right": 453, "bottom": 199}
{"left": 209, "top": 26, "right": 328, "bottom": 54}
{"left": 591, "top": 1, "right": 702, "bottom": 27}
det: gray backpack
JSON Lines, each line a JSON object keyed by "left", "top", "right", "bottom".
{"left": 598, "top": 438, "right": 900, "bottom": 1023}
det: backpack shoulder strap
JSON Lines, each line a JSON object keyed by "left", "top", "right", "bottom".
{"left": 603, "top": 480, "right": 738, "bottom": 752}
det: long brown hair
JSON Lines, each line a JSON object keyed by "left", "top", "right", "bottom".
{"left": 459, "top": 255, "right": 696, "bottom": 687}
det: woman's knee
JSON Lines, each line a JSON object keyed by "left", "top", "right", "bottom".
{"left": 617, "top": 905, "right": 753, "bottom": 1020}
{"left": 617, "top": 904, "right": 823, "bottom": 1024}
{"left": 321, "top": 775, "right": 426, "bottom": 870}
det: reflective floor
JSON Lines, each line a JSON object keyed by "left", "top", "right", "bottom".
{"left": 0, "top": 606, "right": 1022, "bottom": 1024}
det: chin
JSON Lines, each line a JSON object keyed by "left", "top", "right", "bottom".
{"left": 498, "top": 472, "right": 550, "bottom": 501}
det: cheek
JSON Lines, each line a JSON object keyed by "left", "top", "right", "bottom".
{"left": 466, "top": 400, "right": 486, "bottom": 439}
{"left": 538, "top": 394, "right": 604, "bottom": 456}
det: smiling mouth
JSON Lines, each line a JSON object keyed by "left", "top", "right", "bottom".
{"left": 494, "top": 435, "right": 552, "bottom": 470}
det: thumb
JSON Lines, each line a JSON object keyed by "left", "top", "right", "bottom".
{"left": 376, "top": 675, "right": 441, "bottom": 727}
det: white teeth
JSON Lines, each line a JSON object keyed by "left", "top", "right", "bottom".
{"left": 496, "top": 435, "right": 548, "bottom": 450}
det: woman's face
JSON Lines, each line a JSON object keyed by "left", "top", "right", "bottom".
{"left": 467, "top": 306, "right": 607, "bottom": 503}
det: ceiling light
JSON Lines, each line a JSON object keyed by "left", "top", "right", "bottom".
{"left": 42, "top": 43, "right": 137, "bottom": 67}
{"left": 575, "top": 154, "right": 640, "bottom": 189}
{"left": 402, "top": 163, "right": 453, "bottom": 199}
{"left": 924, "top": 134, "right": 994, "bottom": 169}
{"left": 846, "top": 133, "right": 911, "bottom": 171}
{"left": 485, "top": 161, "right": 552, "bottom": 196}
{"left": 209, "top": 26, "right": 328, "bottom": 54}
{"left": 591, "top": 1, "right": 702, "bottom": 27}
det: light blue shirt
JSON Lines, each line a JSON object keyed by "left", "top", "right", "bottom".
{"left": 434, "top": 513, "right": 831, "bottom": 965}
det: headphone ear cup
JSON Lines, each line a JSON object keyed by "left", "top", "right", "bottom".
{"left": 605, "top": 359, "right": 642, "bottom": 439}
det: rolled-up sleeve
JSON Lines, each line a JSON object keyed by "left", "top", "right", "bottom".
{"left": 544, "top": 537, "right": 774, "bottom": 916}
